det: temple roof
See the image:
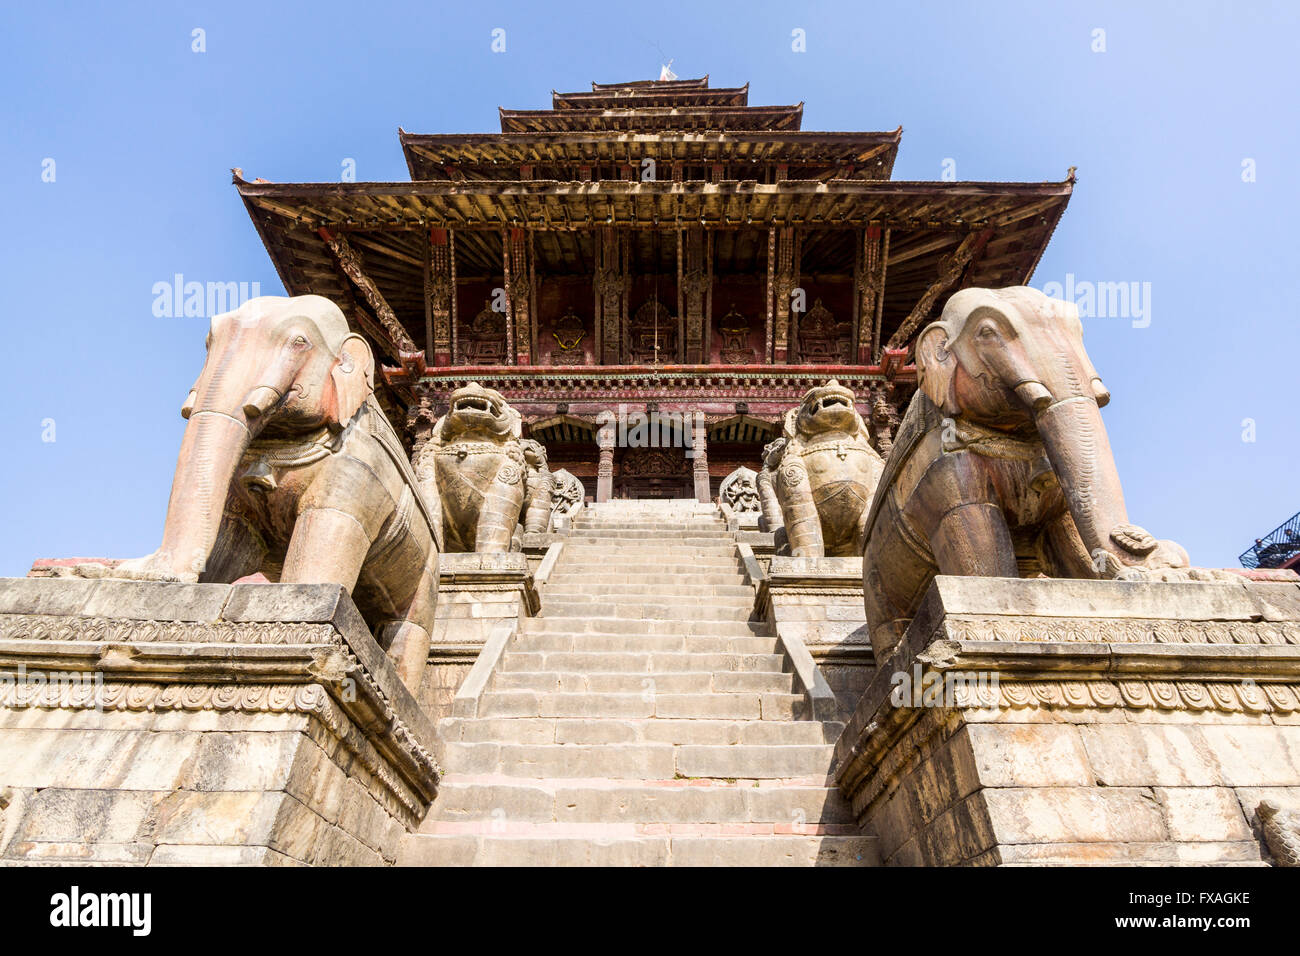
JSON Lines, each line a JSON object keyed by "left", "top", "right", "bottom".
{"left": 498, "top": 104, "right": 804, "bottom": 133}
{"left": 551, "top": 83, "right": 749, "bottom": 110}
{"left": 398, "top": 129, "right": 902, "bottom": 181}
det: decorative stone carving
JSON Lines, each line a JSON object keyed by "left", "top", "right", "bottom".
{"left": 520, "top": 439, "right": 554, "bottom": 534}
{"left": 550, "top": 469, "right": 585, "bottom": 522}
{"left": 1259, "top": 802, "right": 1300, "bottom": 866}
{"left": 416, "top": 382, "right": 526, "bottom": 554}
{"left": 548, "top": 307, "right": 587, "bottom": 365}
{"left": 0, "top": 579, "right": 441, "bottom": 865}
{"left": 862, "top": 287, "right": 1216, "bottom": 662}
{"left": 717, "top": 466, "right": 761, "bottom": 526}
{"left": 458, "top": 299, "right": 508, "bottom": 365}
{"left": 795, "top": 298, "right": 851, "bottom": 364}
{"left": 70, "top": 295, "right": 439, "bottom": 690}
{"left": 760, "top": 380, "right": 884, "bottom": 558}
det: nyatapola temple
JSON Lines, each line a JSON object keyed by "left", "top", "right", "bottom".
{"left": 233, "top": 74, "right": 1072, "bottom": 499}
{"left": 3, "top": 75, "right": 1299, "bottom": 870}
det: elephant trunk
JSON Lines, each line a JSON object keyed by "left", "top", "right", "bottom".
{"left": 1034, "top": 395, "right": 1130, "bottom": 575}
{"left": 153, "top": 410, "right": 252, "bottom": 580}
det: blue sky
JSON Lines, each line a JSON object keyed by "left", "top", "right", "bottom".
{"left": 1, "top": 0, "right": 1296, "bottom": 574}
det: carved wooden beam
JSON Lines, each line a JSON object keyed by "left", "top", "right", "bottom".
{"left": 885, "top": 228, "right": 992, "bottom": 352}
{"left": 319, "top": 228, "right": 419, "bottom": 355}
{"left": 855, "top": 226, "right": 888, "bottom": 364}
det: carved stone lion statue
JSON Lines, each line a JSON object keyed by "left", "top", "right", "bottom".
{"left": 415, "top": 382, "right": 526, "bottom": 553}
{"left": 759, "top": 380, "right": 884, "bottom": 557}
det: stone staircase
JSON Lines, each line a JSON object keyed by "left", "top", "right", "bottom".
{"left": 399, "top": 499, "right": 877, "bottom": 866}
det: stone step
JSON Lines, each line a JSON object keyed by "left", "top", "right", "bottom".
{"left": 476, "top": 691, "right": 806, "bottom": 721}
{"left": 539, "top": 603, "right": 753, "bottom": 621}
{"left": 511, "top": 634, "right": 779, "bottom": 655}
{"left": 429, "top": 778, "right": 854, "bottom": 824}
{"left": 571, "top": 522, "right": 727, "bottom": 532}
{"left": 499, "top": 650, "right": 787, "bottom": 674}
{"left": 492, "top": 670, "right": 795, "bottom": 695}
{"left": 398, "top": 833, "right": 878, "bottom": 866}
{"left": 443, "top": 741, "right": 836, "bottom": 779}
{"left": 571, "top": 530, "right": 734, "bottom": 541}
{"left": 561, "top": 540, "right": 737, "bottom": 551}
{"left": 539, "top": 605, "right": 751, "bottom": 624}
{"left": 555, "top": 556, "right": 742, "bottom": 571}
{"left": 542, "top": 584, "right": 756, "bottom": 599}
{"left": 519, "top": 616, "right": 770, "bottom": 637}
{"left": 512, "top": 634, "right": 780, "bottom": 656}
{"left": 541, "top": 572, "right": 748, "bottom": 587}
{"left": 439, "top": 717, "right": 842, "bottom": 746}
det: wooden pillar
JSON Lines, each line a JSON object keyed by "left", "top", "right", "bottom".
{"left": 594, "top": 227, "right": 624, "bottom": 365}
{"left": 691, "top": 417, "right": 710, "bottom": 504}
{"left": 449, "top": 231, "right": 459, "bottom": 364}
{"left": 596, "top": 416, "right": 616, "bottom": 503}
{"left": 773, "top": 227, "right": 799, "bottom": 364}
{"left": 505, "top": 227, "right": 532, "bottom": 365}
{"left": 425, "top": 228, "right": 454, "bottom": 367}
{"left": 856, "top": 226, "right": 888, "bottom": 365}
{"left": 765, "top": 227, "right": 775, "bottom": 362}
{"left": 681, "top": 226, "right": 708, "bottom": 364}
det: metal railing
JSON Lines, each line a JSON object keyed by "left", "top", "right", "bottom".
{"left": 1240, "top": 510, "right": 1300, "bottom": 569}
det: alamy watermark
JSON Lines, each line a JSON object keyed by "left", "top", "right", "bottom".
{"left": 152, "top": 274, "right": 262, "bottom": 318}
{"left": 1038, "top": 273, "right": 1152, "bottom": 328}
{"left": 890, "top": 663, "right": 999, "bottom": 709}
{"left": 1, "top": 665, "right": 105, "bottom": 711}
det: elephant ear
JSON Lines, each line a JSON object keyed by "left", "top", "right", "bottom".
{"left": 328, "top": 334, "right": 375, "bottom": 429}
{"left": 915, "top": 322, "right": 959, "bottom": 417}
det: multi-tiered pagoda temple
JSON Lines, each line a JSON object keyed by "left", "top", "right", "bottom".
{"left": 234, "top": 74, "right": 1072, "bottom": 500}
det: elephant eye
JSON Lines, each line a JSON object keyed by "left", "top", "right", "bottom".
{"left": 291, "top": 334, "right": 311, "bottom": 350}
{"left": 977, "top": 325, "right": 999, "bottom": 340}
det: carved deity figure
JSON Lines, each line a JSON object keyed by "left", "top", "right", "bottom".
{"left": 76, "top": 295, "right": 439, "bottom": 689}
{"left": 862, "top": 286, "right": 1214, "bottom": 661}
{"left": 718, "top": 466, "right": 762, "bottom": 523}
{"left": 549, "top": 469, "right": 585, "bottom": 526}
{"left": 415, "top": 382, "right": 526, "bottom": 553}
{"left": 759, "top": 380, "right": 884, "bottom": 558}
{"left": 519, "top": 438, "right": 555, "bottom": 534}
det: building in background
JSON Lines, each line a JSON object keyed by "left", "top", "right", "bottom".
{"left": 234, "top": 74, "right": 1072, "bottom": 500}
{"left": 1241, "top": 510, "right": 1300, "bottom": 572}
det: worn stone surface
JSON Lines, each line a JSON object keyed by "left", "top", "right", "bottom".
{"left": 399, "top": 501, "right": 876, "bottom": 866}
{"left": 0, "top": 579, "right": 440, "bottom": 866}
{"left": 835, "top": 575, "right": 1300, "bottom": 866}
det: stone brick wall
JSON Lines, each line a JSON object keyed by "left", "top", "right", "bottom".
{"left": 419, "top": 552, "right": 539, "bottom": 722}
{"left": 0, "top": 579, "right": 441, "bottom": 866}
{"left": 835, "top": 576, "right": 1300, "bottom": 866}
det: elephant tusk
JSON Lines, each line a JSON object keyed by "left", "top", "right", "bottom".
{"left": 242, "top": 385, "right": 282, "bottom": 418}
{"left": 1092, "top": 379, "right": 1111, "bottom": 408}
{"left": 180, "top": 389, "right": 198, "bottom": 420}
{"left": 1014, "top": 381, "right": 1053, "bottom": 413}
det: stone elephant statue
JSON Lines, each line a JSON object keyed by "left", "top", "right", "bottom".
{"left": 103, "top": 295, "right": 439, "bottom": 689}
{"left": 415, "top": 383, "right": 526, "bottom": 553}
{"left": 862, "top": 286, "right": 1198, "bottom": 660}
{"left": 759, "top": 380, "right": 885, "bottom": 557}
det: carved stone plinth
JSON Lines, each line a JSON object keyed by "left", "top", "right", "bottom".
{"left": 0, "top": 578, "right": 441, "bottom": 866}
{"left": 834, "top": 576, "right": 1300, "bottom": 866}
{"left": 419, "top": 553, "right": 539, "bottom": 723}
{"left": 755, "top": 556, "right": 873, "bottom": 722}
